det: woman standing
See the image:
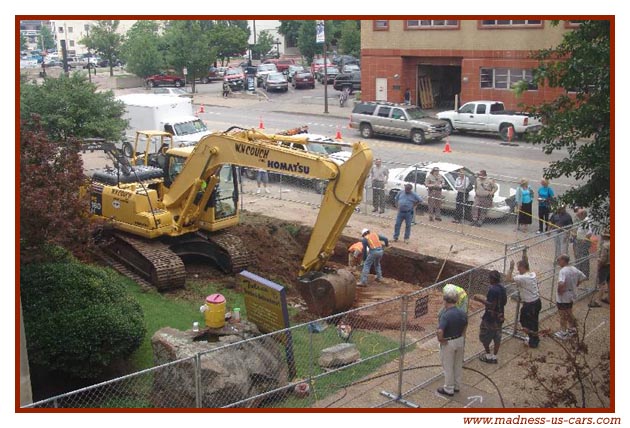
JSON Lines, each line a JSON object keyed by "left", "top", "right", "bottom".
{"left": 515, "top": 178, "right": 534, "bottom": 233}
{"left": 537, "top": 179, "right": 555, "bottom": 234}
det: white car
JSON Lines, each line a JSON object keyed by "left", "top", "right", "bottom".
{"left": 385, "top": 161, "right": 513, "bottom": 219}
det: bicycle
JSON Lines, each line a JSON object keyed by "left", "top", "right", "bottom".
{"left": 339, "top": 86, "right": 350, "bottom": 107}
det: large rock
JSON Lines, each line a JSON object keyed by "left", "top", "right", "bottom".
{"left": 151, "top": 323, "right": 289, "bottom": 408}
{"left": 318, "top": 343, "right": 360, "bottom": 368}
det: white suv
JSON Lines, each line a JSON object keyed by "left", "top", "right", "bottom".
{"left": 385, "top": 161, "right": 513, "bottom": 219}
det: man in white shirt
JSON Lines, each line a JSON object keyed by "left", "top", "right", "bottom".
{"left": 555, "top": 254, "right": 587, "bottom": 340}
{"left": 507, "top": 258, "right": 541, "bottom": 348}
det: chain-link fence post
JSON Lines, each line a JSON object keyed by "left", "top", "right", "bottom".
{"left": 194, "top": 353, "right": 202, "bottom": 408}
{"left": 503, "top": 243, "right": 508, "bottom": 274}
{"left": 308, "top": 323, "right": 315, "bottom": 406}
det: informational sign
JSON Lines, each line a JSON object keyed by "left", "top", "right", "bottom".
{"left": 240, "top": 271, "right": 296, "bottom": 378}
{"left": 316, "top": 20, "right": 325, "bottom": 44}
{"left": 414, "top": 295, "right": 430, "bottom": 318}
{"left": 183, "top": 67, "right": 188, "bottom": 75}
{"left": 246, "top": 75, "right": 255, "bottom": 92}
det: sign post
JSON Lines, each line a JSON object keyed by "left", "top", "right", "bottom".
{"left": 240, "top": 271, "right": 296, "bottom": 379}
{"left": 183, "top": 67, "right": 188, "bottom": 87}
{"left": 316, "top": 20, "right": 328, "bottom": 114}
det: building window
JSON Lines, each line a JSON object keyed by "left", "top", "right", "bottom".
{"left": 405, "top": 20, "right": 459, "bottom": 29}
{"left": 480, "top": 20, "right": 543, "bottom": 28}
{"left": 68, "top": 27, "right": 73, "bottom": 33}
{"left": 373, "top": 20, "right": 389, "bottom": 31}
{"left": 58, "top": 27, "right": 64, "bottom": 33}
{"left": 564, "top": 20, "right": 583, "bottom": 28}
{"left": 480, "top": 68, "right": 537, "bottom": 90}
{"left": 69, "top": 40, "right": 75, "bottom": 47}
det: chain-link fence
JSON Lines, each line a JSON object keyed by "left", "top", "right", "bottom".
{"left": 24, "top": 225, "right": 600, "bottom": 409}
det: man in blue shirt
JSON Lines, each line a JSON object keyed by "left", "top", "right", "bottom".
{"left": 437, "top": 286, "right": 468, "bottom": 396}
{"left": 393, "top": 184, "right": 422, "bottom": 244}
{"left": 473, "top": 270, "right": 507, "bottom": 364}
{"left": 357, "top": 228, "right": 389, "bottom": 287}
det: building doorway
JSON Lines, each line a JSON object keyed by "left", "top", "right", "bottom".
{"left": 416, "top": 65, "right": 461, "bottom": 110}
{"left": 375, "top": 78, "right": 388, "bottom": 101}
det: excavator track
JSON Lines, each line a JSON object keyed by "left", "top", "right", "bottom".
{"left": 102, "top": 233, "right": 186, "bottom": 291}
{"left": 168, "top": 230, "right": 253, "bottom": 274}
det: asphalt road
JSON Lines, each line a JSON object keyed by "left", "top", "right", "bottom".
{"left": 189, "top": 79, "right": 578, "bottom": 198}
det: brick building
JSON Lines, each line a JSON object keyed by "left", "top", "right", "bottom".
{"left": 360, "top": 19, "right": 580, "bottom": 110}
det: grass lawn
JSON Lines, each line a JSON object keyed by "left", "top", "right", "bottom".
{"left": 123, "top": 277, "right": 400, "bottom": 408}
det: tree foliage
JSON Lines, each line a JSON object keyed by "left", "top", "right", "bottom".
{"left": 81, "top": 20, "right": 124, "bottom": 77}
{"left": 121, "top": 20, "right": 163, "bottom": 78}
{"left": 21, "top": 32, "right": 27, "bottom": 51}
{"left": 20, "top": 73, "right": 127, "bottom": 142}
{"left": 40, "top": 25, "right": 55, "bottom": 51}
{"left": 19, "top": 123, "right": 91, "bottom": 256}
{"left": 163, "top": 20, "right": 216, "bottom": 93}
{"left": 207, "top": 21, "right": 248, "bottom": 65}
{"left": 517, "top": 20, "right": 610, "bottom": 226}
{"left": 298, "top": 20, "right": 318, "bottom": 65}
{"left": 21, "top": 249, "right": 146, "bottom": 379}
{"left": 278, "top": 20, "right": 301, "bottom": 48}
{"left": 251, "top": 30, "right": 274, "bottom": 60}
{"left": 339, "top": 20, "right": 361, "bottom": 57}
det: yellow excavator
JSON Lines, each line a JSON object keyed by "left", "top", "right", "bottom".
{"left": 84, "top": 127, "right": 373, "bottom": 316}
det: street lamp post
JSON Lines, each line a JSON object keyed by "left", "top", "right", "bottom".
{"left": 274, "top": 38, "right": 281, "bottom": 59}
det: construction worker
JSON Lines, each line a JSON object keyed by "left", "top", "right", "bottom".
{"left": 347, "top": 241, "right": 366, "bottom": 270}
{"left": 357, "top": 228, "right": 389, "bottom": 287}
{"left": 439, "top": 284, "right": 469, "bottom": 318}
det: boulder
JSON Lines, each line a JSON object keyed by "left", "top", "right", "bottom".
{"left": 151, "top": 323, "right": 289, "bottom": 408}
{"left": 318, "top": 343, "right": 360, "bottom": 368}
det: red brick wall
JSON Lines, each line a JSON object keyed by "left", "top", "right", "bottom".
{"left": 361, "top": 49, "right": 567, "bottom": 109}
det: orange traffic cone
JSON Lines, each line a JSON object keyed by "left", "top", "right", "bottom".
{"left": 199, "top": 104, "right": 205, "bottom": 114}
{"left": 443, "top": 138, "right": 452, "bottom": 153}
{"left": 335, "top": 126, "right": 343, "bottom": 140}
{"left": 258, "top": 116, "right": 265, "bottom": 129}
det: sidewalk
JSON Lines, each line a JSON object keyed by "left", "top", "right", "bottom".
{"left": 192, "top": 90, "right": 353, "bottom": 119}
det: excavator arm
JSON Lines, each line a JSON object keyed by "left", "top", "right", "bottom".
{"left": 163, "top": 129, "right": 373, "bottom": 315}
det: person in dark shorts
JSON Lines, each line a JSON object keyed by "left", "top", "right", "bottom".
{"left": 507, "top": 258, "right": 541, "bottom": 348}
{"left": 473, "top": 270, "right": 507, "bottom": 364}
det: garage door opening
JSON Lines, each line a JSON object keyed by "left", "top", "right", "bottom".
{"left": 416, "top": 65, "right": 461, "bottom": 110}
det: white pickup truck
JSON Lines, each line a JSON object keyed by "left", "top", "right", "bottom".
{"left": 436, "top": 100, "right": 542, "bottom": 141}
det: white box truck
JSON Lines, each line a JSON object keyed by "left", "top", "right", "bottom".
{"left": 117, "top": 94, "right": 212, "bottom": 156}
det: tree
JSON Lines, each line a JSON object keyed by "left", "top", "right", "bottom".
{"left": 515, "top": 20, "right": 610, "bottom": 227}
{"left": 339, "top": 20, "right": 361, "bottom": 57}
{"left": 20, "top": 73, "right": 127, "bottom": 142}
{"left": 298, "top": 20, "right": 318, "bottom": 65}
{"left": 81, "top": 20, "right": 124, "bottom": 77}
{"left": 251, "top": 30, "right": 274, "bottom": 60}
{"left": 278, "top": 20, "right": 301, "bottom": 49}
{"left": 39, "top": 25, "right": 55, "bottom": 51}
{"left": 21, "top": 250, "right": 146, "bottom": 379}
{"left": 207, "top": 22, "right": 248, "bottom": 65}
{"left": 20, "top": 33, "right": 27, "bottom": 51}
{"left": 19, "top": 123, "right": 91, "bottom": 255}
{"left": 163, "top": 20, "right": 216, "bottom": 93}
{"left": 121, "top": 20, "right": 163, "bottom": 78}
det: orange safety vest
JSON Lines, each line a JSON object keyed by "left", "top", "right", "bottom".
{"left": 364, "top": 232, "right": 383, "bottom": 250}
{"left": 348, "top": 242, "right": 363, "bottom": 253}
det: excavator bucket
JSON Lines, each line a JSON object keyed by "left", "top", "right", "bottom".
{"left": 297, "top": 269, "right": 356, "bottom": 317}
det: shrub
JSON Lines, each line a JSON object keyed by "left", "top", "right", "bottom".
{"left": 21, "top": 257, "right": 146, "bottom": 379}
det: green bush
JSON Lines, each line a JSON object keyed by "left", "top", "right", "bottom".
{"left": 21, "top": 259, "right": 146, "bottom": 379}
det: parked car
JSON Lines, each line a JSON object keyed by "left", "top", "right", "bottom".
{"left": 385, "top": 162, "right": 513, "bottom": 220}
{"left": 349, "top": 101, "right": 449, "bottom": 144}
{"left": 256, "top": 63, "right": 278, "bottom": 87}
{"left": 200, "top": 66, "right": 224, "bottom": 83}
{"left": 98, "top": 58, "right": 125, "bottom": 68}
{"left": 292, "top": 71, "right": 315, "bottom": 89}
{"left": 263, "top": 72, "right": 288, "bottom": 92}
{"left": 146, "top": 72, "right": 184, "bottom": 88}
{"left": 287, "top": 65, "right": 305, "bottom": 82}
{"left": 436, "top": 101, "right": 543, "bottom": 141}
{"left": 263, "top": 58, "right": 296, "bottom": 73}
{"left": 223, "top": 67, "right": 245, "bottom": 91}
{"left": 152, "top": 87, "right": 193, "bottom": 98}
{"left": 310, "top": 58, "right": 332, "bottom": 80}
{"left": 341, "top": 63, "right": 360, "bottom": 73}
{"left": 318, "top": 66, "right": 340, "bottom": 84}
{"left": 333, "top": 71, "right": 361, "bottom": 92}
